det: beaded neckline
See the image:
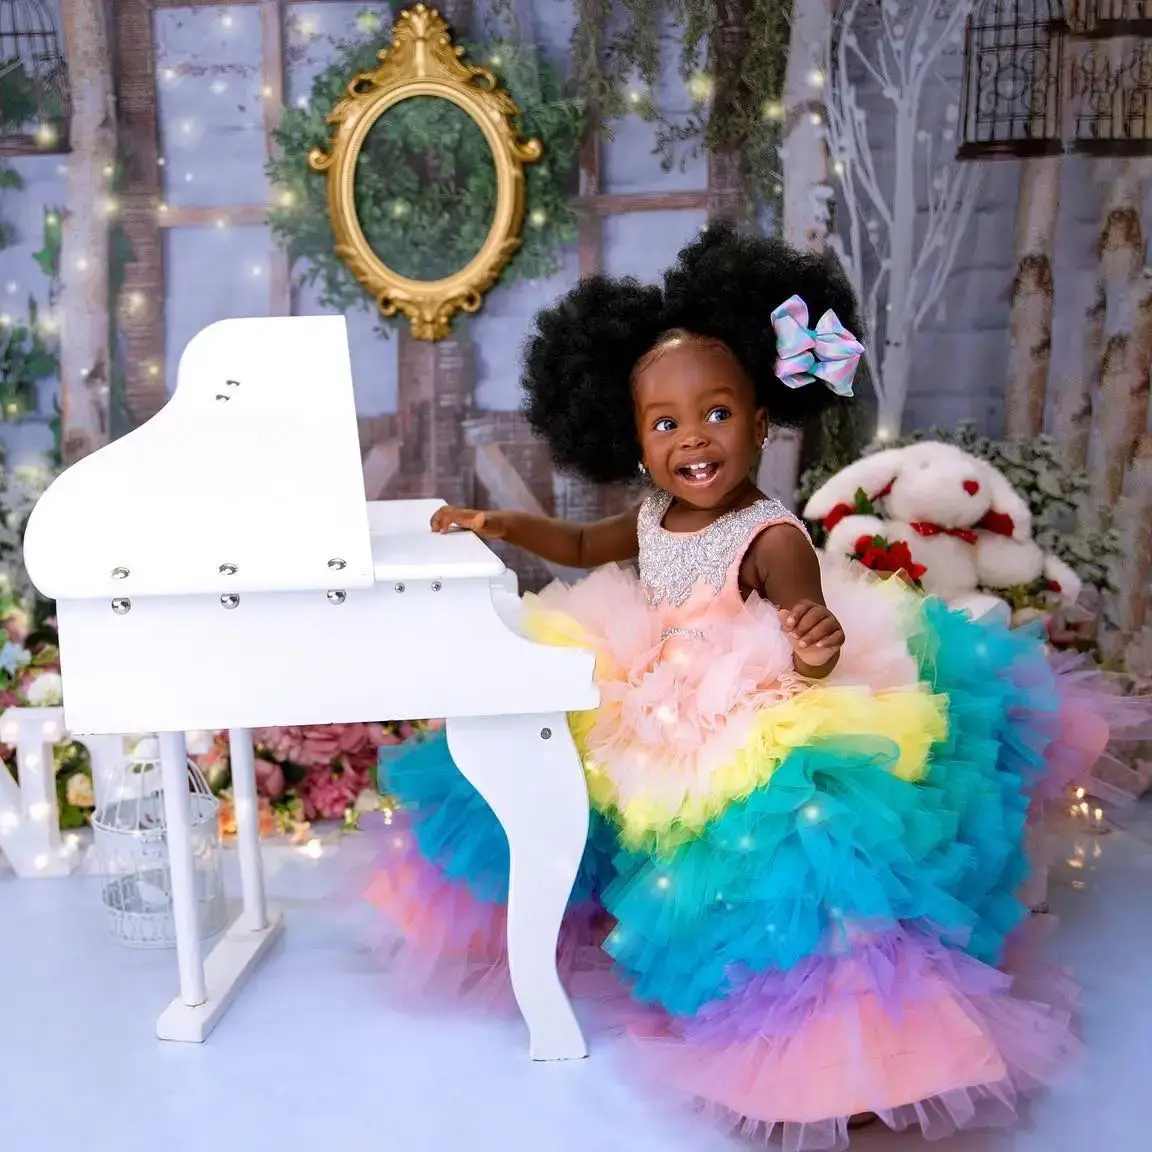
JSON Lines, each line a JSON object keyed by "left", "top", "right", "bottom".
{"left": 638, "top": 488, "right": 798, "bottom": 607}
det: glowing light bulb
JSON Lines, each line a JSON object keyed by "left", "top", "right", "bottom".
{"left": 157, "top": 201, "right": 169, "bottom": 214}
{"left": 251, "top": 264, "right": 263, "bottom": 277}
{"left": 688, "top": 72, "right": 713, "bottom": 102}
{"left": 162, "top": 68, "right": 176, "bottom": 82}
{"left": 148, "top": 363, "right": 160, "bottom": 377}
{"left": 1, "top": 723, "right": 18, "bottom": 742}
{"left": 75, "top": 257, "right": 89, "bottom": 272}
{"left": 1094, "top": 807, "right": 1103, "bottom": 822}
{"left": 762, "top": 100, "right": 783, "bottom": 121}
{"left": 215, "top": 217, "right": 227, "bottom": 229}
{"left": 299, "top": 838, "right": 323, "bottom": 859}
{"left": 1075, "top": 787, "right": 1085, "bottom": 799}
{"left": 1079, "top": 801, "right": 1089, "bottom": 815}
{"left": 220, "top": 13, "right": 233, "bottom": 27}
{"left": 34, "top": 854, "right": 49, "bottom": 871}
{"left": 210, "top": 80, "right": 228, "bottom": 95}
{"left": 0, "top": 313, "right": 11, "bottom": 327}
{"left": 29, "top": 801, "right": 50, "bottom": 822}
{"left": 35, "top": 123, "right": 57, "bottom": 147}
{"left": 262, "top": 85, "right": 273, "bottom": 98}
{"left": 834, "top": 159, "right": 846, "bottom": 176}
{"left": 45, "top": 212, "right": 58, "bottom": 227}
{"left": 490, "top": 53, "right": 503, "bottom": 67}
{"left": 103, "top": 197, "right": 119, "bottom": 216}
{"left": 277, "top": 189, "right": 296, "bottom": 208}
{"left": 529, "top": 208, "right": 547, "bottom": 228}
{"left": 0, "top": 810, "right": 19, "bottom": 831}
{"left": 181, "top": 120, "right": 194, "bottom": 135}
{"left": 656, "top": 875, "right": 670, "bottom": 890}
{"left": 809, "top": 112, "right": 823, "bottom": 126}
{"left": 807, "top": 68, "right": 826, "bottom": 87}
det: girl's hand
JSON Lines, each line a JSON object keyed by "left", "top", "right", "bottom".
{"left": 430, "top": 506, "right": 509, "bottom": 540}
{"left": 778, "top": 600, "right": 845, "bottom": 666}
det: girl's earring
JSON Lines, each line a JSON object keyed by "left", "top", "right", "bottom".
{"left": 638, "top": 461, "right": 650, "bottom": 480}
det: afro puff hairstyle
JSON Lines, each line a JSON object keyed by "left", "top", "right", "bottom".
{"left": 520, "top": 220, "right": 864, "bottom": 486}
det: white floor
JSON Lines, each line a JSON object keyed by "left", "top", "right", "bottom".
{"left": 2, "top": 805, "right": 1149, "bottom": 1152}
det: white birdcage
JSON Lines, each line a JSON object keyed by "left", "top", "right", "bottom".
{"left": 90, "top": 736, "right": 226, "bottom": 948}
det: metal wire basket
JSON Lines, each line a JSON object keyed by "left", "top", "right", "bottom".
{"left": 90, "top": 737, "right": 226, "bottom": 948}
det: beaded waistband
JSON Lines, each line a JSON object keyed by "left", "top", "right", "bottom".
{"left": 660, "top": 626, "right": 706, "bottom": 642}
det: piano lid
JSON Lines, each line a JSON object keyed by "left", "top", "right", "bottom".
{"left": 23, "top": 315, "right": 375, "bottom": 601}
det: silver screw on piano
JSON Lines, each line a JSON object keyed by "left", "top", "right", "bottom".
{"left": 394, "top": 583, "right": 405, "bottom": 593}
{"left": 540, "top": 728, "right": 552, "bottom": 740}
{"left": 327, "top": 590, "right": 346, "bottom": 605}
{"left": 218, "top": 563, "right": 237, "bottom": 576}
{"left": 111, "top": 598, "right": 131, "bottom": 615}
{"left": 328, "top": 558, "right": 346, "bottom": 571}
{"left": 431, "top": 580, "right": 442, "bottom": 592}
{"left": 220, "top": 594, "right": 240, "bottom": 609}
{"left": 111, "top": 566, "right": 129, "bottom": 580}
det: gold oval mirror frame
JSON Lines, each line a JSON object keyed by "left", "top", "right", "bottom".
{"left": 309, "top": 4, "right": 543, "bottom": 341}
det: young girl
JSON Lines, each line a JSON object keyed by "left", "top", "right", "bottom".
{"left": 365, "top": 222, "right": 1090, "bottom": 1148}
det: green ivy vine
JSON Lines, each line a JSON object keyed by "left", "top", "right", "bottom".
{"left": 266, "top": 26, "right": 585, "bottom": 330}
{"left": 571, "top": 0, "right": 792, "bottom": 210}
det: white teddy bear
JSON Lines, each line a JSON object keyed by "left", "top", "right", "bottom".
{"left": 802, "top": 441, "right": 1082, "bottom": 623}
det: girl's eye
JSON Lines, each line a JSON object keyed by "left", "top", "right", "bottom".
{"left": 706, "top": 407, "right": 731, "bottom": 423}
{"left": 653, "top": 417, "right": 676, "bottom": 433}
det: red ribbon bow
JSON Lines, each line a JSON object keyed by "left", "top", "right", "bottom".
{"left": 909, "top": 522, "right": 978, "bottom": 545}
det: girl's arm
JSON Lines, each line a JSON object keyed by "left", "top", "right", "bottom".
{"left": 740, "top": 523, "right": 844, "bottom": 678}
{"left": 431, "top": 504, "right": 641, "bottom": 569}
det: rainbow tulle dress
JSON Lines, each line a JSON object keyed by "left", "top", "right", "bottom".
{"left": 365, "top": 489, "right": 1128, "bottom": 1149}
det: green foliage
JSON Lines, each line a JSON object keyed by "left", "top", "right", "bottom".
{"left": 0, "top": 300, "right": 56, "bottom": 420}
{"left": 570, "top": 0, "right": 792, "bottom": 210}
{"left": 0, "top": 57, "right": 65, "bottom": 134}
{"left": 266, "top": 31, "right": 584, "bottom": 331}
{"left": 797, "top": 422, "right": 1121, "bottom": 595}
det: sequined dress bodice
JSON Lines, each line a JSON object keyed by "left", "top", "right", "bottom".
{"left": 637, "top": 489, "right": 807, "bottom": 618}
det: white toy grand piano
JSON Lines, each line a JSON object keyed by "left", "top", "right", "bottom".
{"left": 22, "top": 315, "right": 597, "bottom": 1059}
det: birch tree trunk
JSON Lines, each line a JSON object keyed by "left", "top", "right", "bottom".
{"left": 1114, "top": 435, "right": 1152, "bottom": 655}
{"left": 1003, "top": 157, "right": 1061, "bottom": 437}
{"left": 781, "top": 0, "right": 833, "bottom": 253}
{"left": 760, "top": 0, "right": 834, "bottom": 505}
{"left": 1087, "top": 162, "right": 1149, "bottom": 512}
{"left": 876, "top": 102, "right": 917, "bottom": 439}
{"left": 58, "top": 0, "right": 116, "bottom": 464}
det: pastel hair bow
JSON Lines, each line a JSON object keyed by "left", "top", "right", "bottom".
{"left": 771, "top": 294, "right": 864, "bottom": 397}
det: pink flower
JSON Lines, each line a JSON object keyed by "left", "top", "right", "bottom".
{"left": 254, "top": 757, "right": 286, "bottom": 800}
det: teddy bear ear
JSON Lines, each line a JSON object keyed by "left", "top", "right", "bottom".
{"left": 802, "top": 447, "right": 909, "bottom": 523}
{"left": 980, "top": 464, "right": 1033, "bottom": 541}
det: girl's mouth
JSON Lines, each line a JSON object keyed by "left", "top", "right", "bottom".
{"left": 676, "top": 461, "right": 720, "bottom": 485}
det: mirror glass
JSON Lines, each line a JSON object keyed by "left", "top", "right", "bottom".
{"left": 353, "top": 95, "right": 498, "bottom": 282}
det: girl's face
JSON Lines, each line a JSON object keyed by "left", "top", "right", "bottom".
{"left": 632, "top": 336, "right": 767, "bottom": 510}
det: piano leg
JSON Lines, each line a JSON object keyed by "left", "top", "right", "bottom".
{"left": 446, "top": 712, "right": 589, "bottom": 1062}
{"left": 155, "top": 731, "right": 207, "bottom": 1009}
{"left": 228, "top": 727, "right": 269, "bottom": 931}
{"left": 154, "top": 727, "right": 284, "bottom": 1043}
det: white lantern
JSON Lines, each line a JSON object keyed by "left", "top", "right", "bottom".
{"left": 90, "top": 736, "right": 226, "bottom": 947}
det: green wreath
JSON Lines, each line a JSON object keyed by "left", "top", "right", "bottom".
{"left": 266, "top": 32, "right": 584, "bottom": 330}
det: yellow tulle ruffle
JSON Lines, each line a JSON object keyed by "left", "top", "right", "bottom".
{"left": 524, "top": 607, "right": 949, "bottom": 848}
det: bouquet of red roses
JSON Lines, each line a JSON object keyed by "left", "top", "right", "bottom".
{"left": 852, "top": 534, "right": 926, "bottom": 587}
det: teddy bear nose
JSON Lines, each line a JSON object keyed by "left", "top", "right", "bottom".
{"left": 963, "top": 480, "right": 980, "bottom": 496}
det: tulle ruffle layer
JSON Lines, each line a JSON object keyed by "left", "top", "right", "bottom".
{"left": 361, "top": 562, "right": 1131, "bottom": 1145}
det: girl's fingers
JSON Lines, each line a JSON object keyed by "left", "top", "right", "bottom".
{"left": 795, "top": 614, "right": 843, "bottom": 649}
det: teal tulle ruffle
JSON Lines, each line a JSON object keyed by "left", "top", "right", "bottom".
{"left": 378, "top": 732, "right": 618, "bottom": 907}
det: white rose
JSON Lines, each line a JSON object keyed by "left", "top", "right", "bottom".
{"left": 65, "top": 772, "right": 94, "bottom": 808}
{"left": 25, "top": 673, "right": 63, "bottom": 707}
{"left": 353, "top": 789, "right": 382, "bottom": 814}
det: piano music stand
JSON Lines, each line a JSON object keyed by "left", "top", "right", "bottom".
{"left": 23, "top": 316, "right": 598, "bottom": 1060}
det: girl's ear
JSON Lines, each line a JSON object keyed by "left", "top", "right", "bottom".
{"left": 753, "top": 408, "right": 769, "bottom": 446}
